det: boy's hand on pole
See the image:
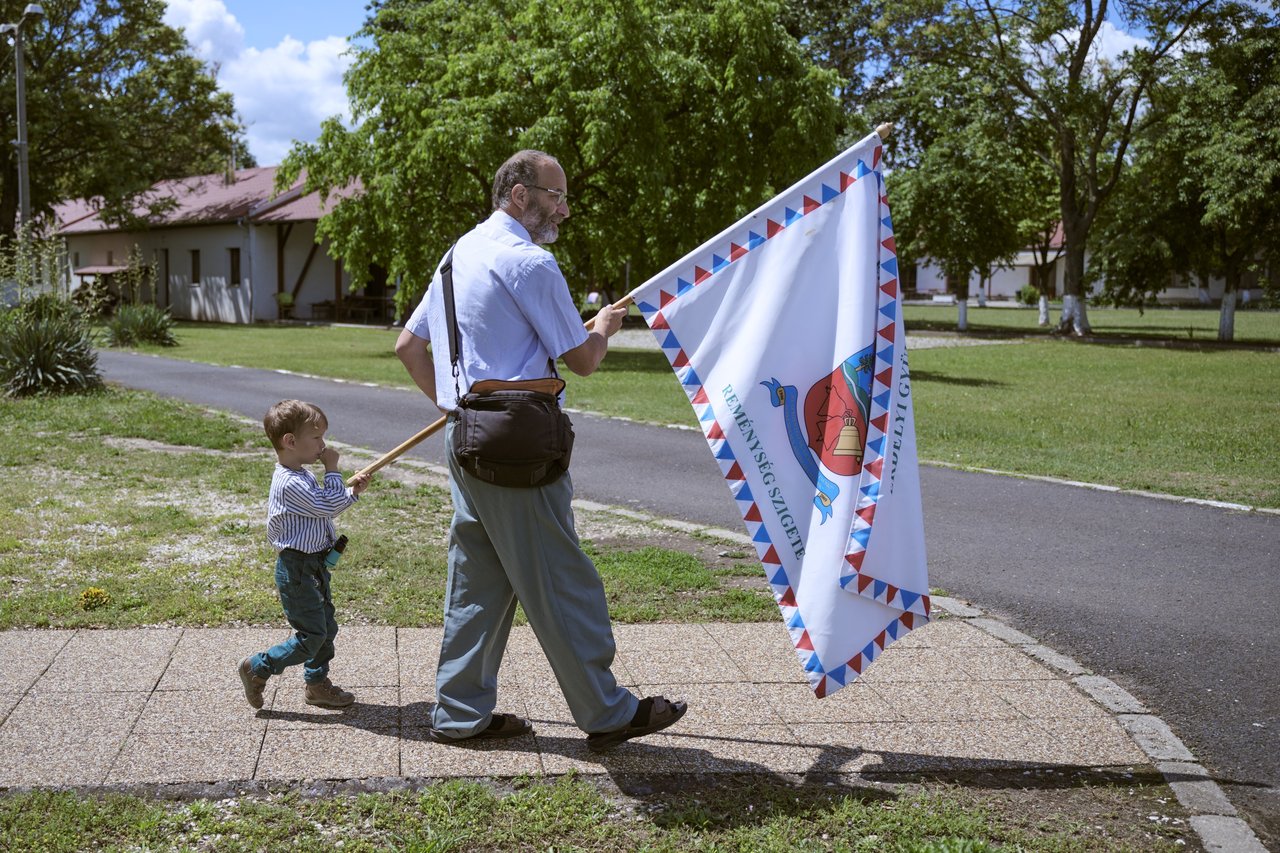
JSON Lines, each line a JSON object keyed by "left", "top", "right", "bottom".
{"left": 350, "top": 472, "right": 372, "bottom": 495}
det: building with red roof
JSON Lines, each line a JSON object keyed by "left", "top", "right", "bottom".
{"left": 54, "top": 167, "right": 389, "bottom": 324}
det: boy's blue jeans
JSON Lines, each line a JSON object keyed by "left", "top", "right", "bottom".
{"left": 248, "top": 548, "right": 338, "bottom": 685}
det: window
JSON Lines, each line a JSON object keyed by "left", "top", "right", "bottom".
{"left": 228, "top": 248, "right": 241, "bottom": 286}
{"left": 106, "top": 250, "right": 114, "bottom": 265}
{"left": 73, "top": 252, "right": 80, "bottom": 268}
{"left": 190, "top": 250, "right": 201, "bottom": 286}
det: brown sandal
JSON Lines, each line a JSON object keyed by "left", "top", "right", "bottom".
{"left": 587, "top": 695, "right": 687, "bottom": 752}
{"left": 427, "top": 712, "right": 532, "bottom": 744}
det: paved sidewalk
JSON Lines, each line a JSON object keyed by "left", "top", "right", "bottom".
{"left": 0, "top": 613, "right": 1149, "bottom": 785}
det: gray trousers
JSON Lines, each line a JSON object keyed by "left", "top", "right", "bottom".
{"left": 430, "top": 419, "right": 638, "bottom": 738}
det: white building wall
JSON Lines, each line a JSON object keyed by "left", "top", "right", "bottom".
{"left": 64, "top": 222, "right": 349, "bottom": 324}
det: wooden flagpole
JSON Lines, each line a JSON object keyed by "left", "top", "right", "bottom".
{"left": 346, "top": 123, "right": 892, "bottom": 486}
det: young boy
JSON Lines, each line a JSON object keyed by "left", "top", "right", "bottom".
{"left": 238, "top": 399, "right": 371, "bottom": 710}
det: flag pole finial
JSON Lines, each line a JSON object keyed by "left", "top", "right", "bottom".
{"left": 876, "top": 122, "right": 893, "bottom": 140}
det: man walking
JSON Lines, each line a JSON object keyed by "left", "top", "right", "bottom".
{"left": 395, "top": 149, "right": 686, "bottom": 751}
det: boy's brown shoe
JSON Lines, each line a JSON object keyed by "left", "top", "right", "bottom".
{"left": 304, "top": 678, "right": 355, "bottom": 709}
{"left": 238, "top": 658, "right": 268, "bottom": 710}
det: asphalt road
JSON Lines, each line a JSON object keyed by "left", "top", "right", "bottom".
{"left": 97, "top": 349, "right": 1280, "bottom": 845}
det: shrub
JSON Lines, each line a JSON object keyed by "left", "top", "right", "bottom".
{"left": 103, "top": 303, "right": 177, "bottom": 347}
{"left": 0, "top": 311, "right": 103, "bottom": 397}
{"left": 1016, "top": 285, "right": 1040, "bottom": 307}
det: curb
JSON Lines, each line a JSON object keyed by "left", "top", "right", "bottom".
{"left": 932, "top": 595, "right": 1269, "bottom": 853}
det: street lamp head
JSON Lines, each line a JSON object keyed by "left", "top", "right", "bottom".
{"left": 22, "top": 5, "right": 44, "bottom": 18}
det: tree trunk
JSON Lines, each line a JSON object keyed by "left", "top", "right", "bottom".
{"left": 1218, "top": 290, "right": 1236, "bottom": 342}
{"left": 957, "top": 300, "right": 968, "bottom": 331}
{"left": 1038, "top": 294, "right": 1050, "bottom": 326}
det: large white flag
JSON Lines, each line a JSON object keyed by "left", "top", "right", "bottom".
{"left": 631, "top": 131, "right": 929, "bottom": 697}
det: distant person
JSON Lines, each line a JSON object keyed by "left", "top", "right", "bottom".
{"left": 395, "top": 149, "right": 686, "bottom": 749}
{"left": 238, "top": 399, "right": 371, "bottom": 711}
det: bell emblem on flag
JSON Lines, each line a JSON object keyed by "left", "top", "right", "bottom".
{"left": 833, "top": 411, "right": 863, "bottom": 460}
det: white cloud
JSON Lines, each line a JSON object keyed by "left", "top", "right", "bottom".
{"left": 163, "top": 0, "right": 353, "bottom": 166}
{"left": 163, "top": 0, "right": 244, "bottom": 64}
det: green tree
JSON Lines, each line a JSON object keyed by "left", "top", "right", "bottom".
{"left": 886, "top": 63, "right": 1029, "bottom": 330}
{"left": 279, "top": 0, "right": 844, "bottom": 313}
{"left": 1092, "top": 3, "right": 1280, "bottom": 340}
{"left": 879, "top": 0, "right": 1219, "bottom": 335}
{"left": 0, "top": 0, "right": 252, "bottom": 236}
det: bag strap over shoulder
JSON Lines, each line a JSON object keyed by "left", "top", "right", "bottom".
{"left": 439, "top": 240, "right": 561, "bottom": 401}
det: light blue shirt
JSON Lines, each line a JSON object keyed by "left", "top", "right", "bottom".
{"left": 266, "top": 464, "right": 358, "bottom": 553}
{"left": 403, "top": 210, "right": 588, "bottom": 411}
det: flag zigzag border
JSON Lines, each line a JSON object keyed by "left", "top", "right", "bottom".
{"left": 636, "top": 142, "right": 929, "bottom": 694}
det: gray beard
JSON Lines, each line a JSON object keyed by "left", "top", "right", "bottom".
{"left": 520, "top": 208, "right": 559, "bottom": 245}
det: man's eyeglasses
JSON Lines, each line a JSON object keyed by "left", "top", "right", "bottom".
{"left": 527, "top": 185, "right": 570, "bottom": 205}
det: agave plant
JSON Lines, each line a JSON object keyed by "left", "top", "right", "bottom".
{"left": 0, "top": 311, "right": 103, "bottom": 397}
{"left": 103, "top": 303, "right": 177, "bottom": 347}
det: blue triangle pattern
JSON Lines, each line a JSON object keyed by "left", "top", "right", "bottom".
{"left": 866, "top": 436, "right": 885, "bottom": 456}
{"left": 900, "top": 590, "right": 919, "bottom": 611}
{"left": 662, "top": 332, "right": 680, "bottom": 349}
{"left": 856, "top": 160, "right": 872, "bottom": 178}
{"left": 770, "top": 566, "right": 789, "bottom": 586}
{"left": 784, "top": 207, "right": 802, "bottom": 225}
{"left": 821, "top": 183, "right": 839, "bottom": 202}
{"left": 860, "top": 482, "right": 880, "bottom": 498}
{"left": 736, "top": 483, "right": 754, "bottom": 503}
{"left": 715, "top": 442, "right": 734, "bottom": 460}
{"left": 681, "top": 368, "right": 702, "bottom": 387}
{"left": 827, "top": 664, "right": 846, "bottom": 685}
{"left": 712, "top": 254, "right": 728, "bottom": 272}
{"left": 637, "top": 300, "right": 657, "bottom": 315}
{"left": 753, "top": 525, "right": 770, "bottom": 543}
{"left": 676, "top": 278, "right": 693, "bottom": 295}
{"left": 877, "top": 345, "right": 894, "bottom": 364}
{"left": 699, "top": 407, "right": 715, "bottom": 421}
{"left": 862, "top": 641, "right": 878, "bottom": 659}
{"left": 748, "top": 231, "right": 765, "bottom": 248}
{"left": 886, "top": 620, "right": 899, "bottom": 640}
{"left": 873, "top": 390, "right": 891, "bottom": 409}
{"left": 804, "top": 652, "right": 824, "bottom": 673}
{"left": 881, "top": 257, "right": 899, "bottom": 276}
{"left": 873, "top": 579, "right": 887, "bottom": 598}
{"left": 788, "top": 611, "right": 805, "bottom": 629}
{"left": 852, "top": 527, "right": 872, "bottom": 547}
{"left": 879, "top": 302, "right": 897, "bottom": 320}
{"left": 882, "top": 215, "right": 893, "bottom": 230}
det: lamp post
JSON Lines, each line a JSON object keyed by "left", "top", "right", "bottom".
{"left": 2, "top": 4, "right": 43, "bottom": 235}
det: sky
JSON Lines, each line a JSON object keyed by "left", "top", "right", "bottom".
{"left": 162, "top": 0, "right": 369, "bottom": 166}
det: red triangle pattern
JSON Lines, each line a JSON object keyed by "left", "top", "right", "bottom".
{"left": 694, "top": 266, "right": 711, "bottom": 283}
{"left": 878, "top": 322, "right": 895, "bottom": 343}
{"left": 651, "top": 312, "right": 669, "bottom": 330}
{"left": 875, "top": 369, "right": 892, "bottom": 389}
{"left": 882, "top": 236, "right": 897, "bottom": 254}
{"left": 672, "top": 350, "right": 689, "bottom": 368}
{"left": 691, "top": 387, "right": 709, "bottom": 405}
{"left": 729, "top": 243, "right": 747, "bottom": 261}
{"left": 880, "top": 278, "right": 897, "bottom": 298}
{"left": 845, "top": 551, "right": 865, "bottom": 570}
{"left": 803, "top": 195, "right": 821, "bottom": 214}
{"left": 706, "top": 420, "right": 724, "bottom": 440}
{"left": 856, "top": 505, "right": 876, "bottom": 524}
{"left": 762, "top": 546, "right": 781, "bottom": 564}
{"left": 865, "top": 457, "right": 884, "bottom": 478}
{"left": 840, "top": 171, "right": 855, "bottom": 190}
{"left": 778, "top": 587, "right": 797, "bottom": 607}
{"left": 796, "top": 630, "right": 814, "bottom": 651}
{"left": 744, "top": 503, "right": 762, "bottom": 522}
{"left": 659, "top": 290, "right": 675, "bottom": 308}
{"left": 725, "top": 462, "right": 744, "bottom": 481}
{"left": 767, "top": 219, "right": 784, "bottom": 238}
{"left": 870, "top": 413, "right": 889, "bottom": 433}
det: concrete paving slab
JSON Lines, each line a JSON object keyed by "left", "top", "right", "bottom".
{"left": 0, "top": 692, "right": 23, "bottom": 723}
{"left": 401, "top": 731, "right": 543, "bottom": 778}
{"left": 256, "top": 727, "right": 399, "bottom": 781}
{"left": 265, "top": 686, "right": 401, "bottom": 731}
{"left": 108, "top": 731, "right": 262, "bottom": 785}
{"left": 766, "top": 682, "right": 902, "bottom": 724}
{"left": 394, "top": 627, "right": 442, "bottom": 687}
{"left": 135, "top": 687, "right": 273, "bottom": 733}
{"left": 988, "top": 680, "right": 1111, "bottom": 721}
{"left": 536, "top": 723, "right": 686, "bottom": 775}
{"left": 702, "top": 622, "right": 801, "bottom": 682}
{"left": 857, "top": 647, "right": 964, "bottom": 682}
{"left": 0, "top": 733, "right": 120, "bottom": 786}
{"left": 37, "top": 629, "right": 181, "bottom": 692}
{"left": 1029, "top": 717, "right": 1147, "bottom": 765}
{"left": 158, "top": 627, "right": 284, "bottom": 690}
{"left": 4, "top": 690, "right": 147, "bottom": 741}
{"left": 870, "top": 680, "right": 1026, "bottom": 722}
{"left": 904, "top": 618, "right": 1007, "bottom": 648}
{"left": 670, "top": 725, "right": 820, "bottom": 774}
{"left": 325, "top": 626, "right": 399, "bottom": 687}
{"left": 951, "top": 646, "right": 1060, "bottom": 681}
{"left": 0, "top": 630, "right": 73, "bottom": 692}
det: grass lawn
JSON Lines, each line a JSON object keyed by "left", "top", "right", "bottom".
{"left": 903, "top": 303, "right": 1280, "bottom": 345}
{"left": 133, "top": 319, "right": 1280, "bottom": 508}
